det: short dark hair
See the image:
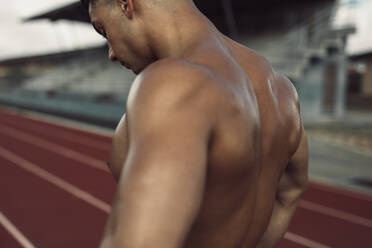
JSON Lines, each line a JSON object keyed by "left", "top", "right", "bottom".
{"left": 80, "top": 0, "right": 101, "bottom": 12}
{"left": 80, "top": 0, "right": 90, "bottom": 10}
{"left": 81, "top": 0, "right": 114, "bottom": 12}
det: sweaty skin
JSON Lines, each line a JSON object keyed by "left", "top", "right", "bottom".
{"left": 89, "top": 0, "right": 309, "bottom": 247}
{"left": 106, "top": 41, "right": 308, "bottom": 248}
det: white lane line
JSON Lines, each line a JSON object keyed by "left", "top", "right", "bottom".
{"left": 0, "top": 109, "right": 360, "bottom": 248}
{"left": 0, "top": 107, "right": 113, "bottom": 137}
{"left": 300, "top": 200, "right": 372, "bottom": 228}
{"left": 309, "top": 180, "right": 372, "bottom": 203}
{"left": 0, "top": 145, "right": 333, "bottom": 248}
{"left": 0, "top": 211, "right": 37, "bottom": 248}
{"left": 284, "top": 232, "right": 331, "bottom": 248}
{"left": 6, "top": 106, "right": 371, "bottom": 202}
{"left": 5, "top": 107, "right": 371, "bottom": 205}
{"left": 0, "top": 146, "right": 111, "bottom": 213}
{"left": 0, "top": 108, "right": 111, "bottom": 151}
{"left": 0, "top": 124, "right": 109, "bottom": 173}
{"left": 2, "top": 122, "right": 111, "bottom": 152}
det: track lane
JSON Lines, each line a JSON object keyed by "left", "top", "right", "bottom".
{"left": 0, "top": 123, "right": 110, "bottom": 173}
{"left": 0, "top": 131, "right": 116, "bottom": 204}
{"left": 0, "top": 146, "right": 111, "bottom": 213}
{"left": 2, "top": 109, "right": 372, "bottom": 222}
{"left": 278, "top": 239, "right": 309, "bottom": 248}
{"left": 0, "top": 213, "right": 31, "bottom": 248}
{"left": 287, "top": 206, "right": 372, "bottom": 247}
{"left": 0, "top": 120, "right": 110, "bottom": 162}
{"left": 302, "top": 187, "right": 372, "bottom": 220}
{"left": 0, "top": 108, "right": 112, "bottom": 143}
{"left": 299, "top": 200, "right": 372, "bottom": 228}
{"left": 0, "top": 157, "right": 108, "bottom": 248}
{"left": 2, "top": 108, "right": 372, "bottom": 247}
{"left": 281, "top": 232, "right": 331, "bottom": 248}
{"left": 0, "top": 146, "right": 331, "bottom": 248}
{"left": 0, "top": 113, "right": 110, "bottom": 152}
{"left": 1, "top": 142, "right": 329, "bottom": 248}
{"left": 309, "top": 180, "right": 372, "bottom": 202}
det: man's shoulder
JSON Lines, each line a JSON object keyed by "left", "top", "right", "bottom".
{"left": 129, "top": 58, "right": 222, "bottom": 109}
{"left": 275, "top": 73, "right": 300, "bottom": 111}
{"left": 139, "top": 58, "right": 216, "bottom": 87}
{"left": 126, "top": 58, "right": 220, "bottom": 137}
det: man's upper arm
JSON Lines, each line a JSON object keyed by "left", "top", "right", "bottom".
{"left": 288, "top": 124, "right": 309, "bottom": 188}
{"left": 106, "top": 63, "right": 217, "bottom": 247}
{"left": 277, "top": 124, "right": 309, "bottom": 206}
{"left": 108, "top": 113, "right": 129, "bottom": 181}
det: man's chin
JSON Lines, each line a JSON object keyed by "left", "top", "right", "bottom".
{"left": 120, "top": 62, "right": 131, "bottom": 69}
{"left": 121, "top": 61, "right": 147, "bottom": 75}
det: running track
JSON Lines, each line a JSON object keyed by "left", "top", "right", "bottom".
{"left": 0, "top": 108, "right": 371, "bottom": 248}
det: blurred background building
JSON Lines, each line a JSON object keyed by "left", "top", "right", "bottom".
{"left": 348, "top": 51, "right": 372, "bottom": 111}
{"left": 0, "top": 0, "right": 368, "bottom": 127}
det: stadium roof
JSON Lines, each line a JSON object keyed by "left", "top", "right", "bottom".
{"left": 24, "top": 0, "right": 334, "bottom": 23}
{"left": 25, "top": 2, "right": 89, "bottom": 23}
{"left": 0, "top": 46, "right": 106, "bottom": 66}
{"left": 350, "top": 50, "right": 372, "bottom": 60}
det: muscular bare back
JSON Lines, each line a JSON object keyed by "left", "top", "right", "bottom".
{"left": 107, "top": 34, "right": 308, "bottom": 248}
{"left": 84, "top": 0, "right": 309, "bottom": 246}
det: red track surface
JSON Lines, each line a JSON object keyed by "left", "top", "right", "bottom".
{"left": 0, "top": 107, "right": 371, "bottom": 248}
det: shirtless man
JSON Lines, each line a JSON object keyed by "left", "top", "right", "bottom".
{"left": 82, "top": 0, "right": 309, "bottom": 247}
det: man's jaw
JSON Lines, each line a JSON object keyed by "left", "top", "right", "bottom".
{"left": 120, "top": 59, "right": 150, "bottom": 75}
{"left": 120, "top": 61, "right": 131, "bottom": 70}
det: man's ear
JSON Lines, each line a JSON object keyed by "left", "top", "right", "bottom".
{"left": 118, "top": 0, "right": 134, "bottom": 19}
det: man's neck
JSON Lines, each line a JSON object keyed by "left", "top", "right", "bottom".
{"left": 145, "top": 4, "right": 222, "bottom": 60}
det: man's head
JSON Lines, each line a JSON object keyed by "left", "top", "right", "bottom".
{"left": 82, "top": 0, "right": 196, "bottom": 74}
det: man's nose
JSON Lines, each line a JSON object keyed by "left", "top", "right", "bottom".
{"left": 108, "top": 45, "right": 117, "bottom": 61}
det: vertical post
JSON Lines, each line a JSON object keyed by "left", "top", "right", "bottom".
{"left": 221, "top": 0, "right": 238, "bottom": 38}
{"left": 334, "top": 37, "right": 348, "bottom": 117}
